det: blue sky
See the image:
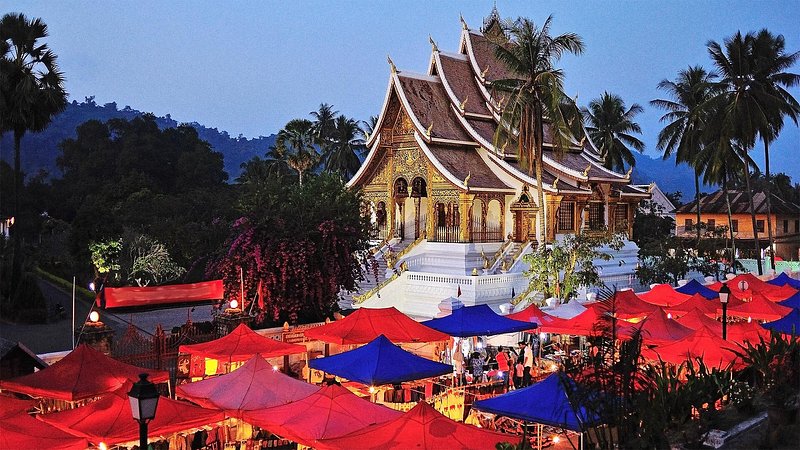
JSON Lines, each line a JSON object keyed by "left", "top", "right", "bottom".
{"left": 12, "top": 0, "right": 800, "bottom": 178}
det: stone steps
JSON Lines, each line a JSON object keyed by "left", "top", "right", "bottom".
{"left": 337, "top": 239, "right": 414, "bottom": 309}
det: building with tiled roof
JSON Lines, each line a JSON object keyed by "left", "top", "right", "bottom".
{"left": 674, "top": 189, "right": 800, "bottom": 260}
{"left": 343, "top": 12, "right": 649, "bottom": 317}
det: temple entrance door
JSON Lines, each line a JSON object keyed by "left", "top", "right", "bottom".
{"left": 513, "top": 211, "right": 525, "bottom": 242}
{"left": 403, "top": 197, "right": 415, "bottom": 241}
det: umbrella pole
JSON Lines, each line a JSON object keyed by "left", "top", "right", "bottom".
{"left": 538, "top": 423, "right": 542, "bottom": 450}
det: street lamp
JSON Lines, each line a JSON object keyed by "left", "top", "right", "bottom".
{"left": 128, "top": 373, "right": 159, "bottom": 450}
{"left": 719, "top": 283, "right": 731, "bottom": 340}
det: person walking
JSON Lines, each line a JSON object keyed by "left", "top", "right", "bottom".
{"left": 519, "top": 341, "right": 534, "bottom": 387}
{"left": 452, "top": 343, "right": 465, "bottom": 386}
{"left": 469, "top": 351, "right": 485, "bottom": 384}
{"left": 495, "top": 347, "right": 511, "bottom": 391}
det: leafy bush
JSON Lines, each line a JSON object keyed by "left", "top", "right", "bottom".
{"left": 10, "top": 272, "right": 48, "bottom": 323}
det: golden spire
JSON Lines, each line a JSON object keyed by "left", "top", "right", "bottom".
{"left": 459, "top": 95, "right": 469, "bottom": 111}
{"left": 429, "top": 35, "right": 438, "bottom": 53}
{"left": 387, "top": 55, "right": 397, "bottom": 74}
{"left": 426, "top": 122, "right": 433, "bottom": 138}
{"left": 460, "top": 14, "right": 468, "bottom": 30}
{"left": 552, "top": 176, "right": 559, "bottom": 190}
{"left": 583, "top": 163, "right": 591, "bottom": 177}
{"left": 464, "top": 171, "right": 471, "bottom": 189}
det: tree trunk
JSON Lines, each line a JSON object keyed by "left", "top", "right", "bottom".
{"left": 694, "top": 170, "right": 701, "bottom": 247}
{"left": 743, "top": 161, "right": 763, "bottom": 275}
{"left": 763, "top": 139, "right": 775, "bottom": 270}
{"left": 13, "top": 130, "right": 23, "bottom": 221}
{"left": 535, "top": 111, "right": 546, "bottom": 245}
{"left": 723, "top": 171, "right": 737, "bottom": 274}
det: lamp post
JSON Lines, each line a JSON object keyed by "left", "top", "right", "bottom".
{"left": 719, "top": 283, "right": 731, "bottom": 340}
{"left": 128, "top": 373, "right": 159, "bottom": 450}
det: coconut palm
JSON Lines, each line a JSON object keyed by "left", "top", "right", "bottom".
{"left": 748, "top": 30, "right": 800, "bottom": 269}
{"left": 310, "top": 103, "right": 338, "bottom": 150}
{"left": 491, "top": 15, "right": 585, "bottom": 243}
{"left": 707, "top": 30, "right": 799, "bottom": 273}
{"left": 322, "top": 115, "right": 365, "bottom": 180}
{"left": 276, "top": 119, "right": 318, "bottom": 186}
{"left": 582, "top": 92, "right": 645, "bottom": 172}
{"left": 651, "top": 66, "right": 720, "bottom": 246}
{"left": 361, "top": 115, "right": 379, "bottom": 140}
{"left": 0, "top": 13, "right": 67, "bottom": 219}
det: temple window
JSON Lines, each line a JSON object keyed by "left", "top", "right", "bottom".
{"left": 588, "top": 202, "right": 604, "bottom": 230}
{"left": 557, "top": 202, "right": 575, "bottom": 231}
{"left": 394, "top": 178, "right": 408, "bottom": 198}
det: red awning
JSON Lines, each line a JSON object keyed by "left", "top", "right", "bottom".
{"left": 642, "top": 326, "right": 742, "bottom": 368}
{"left": 724, "top": 292, "right": 793, "bottom": 322}
{"left": 0, "top": 344, "right": 169, "bottom": 402}
{"left": 665, "top": 293, "right": 719, "bottom": 317}
{"left": 39, "top": 385, "right": 224, "bottom": 447}
{"left": 1, "top": 412, "right": 88, "bottom": 450}
{"left": 316, "top": 401, "right": 511, "bottom": 450}
{"left": 638, "top": 284, "right": 691, "bottom": 307}
{"left": 706, "top": 274, "right": 797, "bottom": 302}
{"left": 506, "top": 303, "right": 559, "bottom": 327}
{"left": 675, "top": 308, "right": 724, "bottom": 333}
{"left": 179, "top": 323, "right": 306, "bottom": 362}
{"left": 97, "top": 279, "right": 224, "bottom": 309}
{"left": 241, "top": 384, "right": 401, "bottom": 447}
{"left": 176, "top": 355, "right": 319, "bottom": 415}
{"left": 637, "top": 308, "right": 694, "bottom": 345}
{"left": 304, "top": 307, "right": 448, "bottom": 344}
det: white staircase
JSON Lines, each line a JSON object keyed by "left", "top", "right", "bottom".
{"left": 337, "top": 238, "right": 415, "bottom": 310}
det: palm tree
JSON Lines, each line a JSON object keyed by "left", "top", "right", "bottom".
{"left": 748, "top": 30, "right": 800, "bottom": 269}
{"left": 322, "top": 115, "right": 365, "bottom": 180}
{"left": 491, "top": 15, "right": 585, "bottom": 243}
{"left": 707, "top": 31, "right": 799, "bottom": 273}
{"left": 310, "top": 103, "right": 338, "bottom": 150}
{"left": 361, "top": 115, "right": 379, "bottom": 140}
{"left": 0, "top": 13, "right": 67, "bottom": 220}
{"left": 651, "top": 66, "right": 720, "bottom": 246}
{"left": 276, "top": 119, "right": 318, "bottom": 186}
{"left": 582, "top": 92, "right": 645, "bottom": 172}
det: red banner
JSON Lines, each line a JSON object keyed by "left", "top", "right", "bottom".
{"left": 96, "top": 280, "right": 224, "bottom": 309}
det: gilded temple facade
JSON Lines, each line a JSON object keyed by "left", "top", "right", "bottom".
{"left": 344, "top": 13, "right": 649, "bottom": 317}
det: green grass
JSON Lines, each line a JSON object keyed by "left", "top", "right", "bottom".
{"left": 34, "top": 267, "right": 95, "bottom": 302}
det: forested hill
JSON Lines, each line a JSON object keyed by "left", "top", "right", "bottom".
{"left": 0, "top": 98, "right": 276, "bottom": 180}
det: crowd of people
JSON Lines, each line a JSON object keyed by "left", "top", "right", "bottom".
{"left": 443, "top": 337, "right": 543, "bottom": 391}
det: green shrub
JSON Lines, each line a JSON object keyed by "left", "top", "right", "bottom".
{"left": 11, "top": 272, "right": 48, "bottom": 324}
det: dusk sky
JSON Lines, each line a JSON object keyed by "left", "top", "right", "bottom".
{"left": 13, "top": 0, "right": 800, "bottom": 178}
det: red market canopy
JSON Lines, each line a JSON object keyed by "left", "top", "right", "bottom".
{"left": 727, "top": 321, "right": 771, "bottom": 344}
{"left": 594, "top": 290, "right": 657, "bottom": 320}
{"left": 665, "top": 293, "right": 719, "bottom": 317}
{"left": 675, "top": 308, "right": 723, "bottom": 333}
{"left": 724, "top": 293, "right": 793, "bottom": 322}
{"left": 637, "top": 308, "right": 694, "bottom": 345}
{"left": 0, "top": 344, "right": 169, "bottom": 402}
{"left": 97, "top": 279, "right": 224, "bottom": 309}
{"left": 638, "top": 284, "right": 691, "bottom": 307}
{"left": 241, "top": 384, "right": 401, "bottom": 447}
{"left": 0, "top": 395, "right": 34, "bottom": 419}
{"left": 642, "top": 326, "right": 741, "bottom": 368}
{"left": 507, "top": 303, "right": 560, "bottom": 327}
{"left": 316, "top": 401, "right": 511, "bottom": 450}
{"left": 1, "top": 412, "right": 88, "bottom": 450}
{"left": 539, "top": 307, "right": 635, "bottom": 338}
{"left": 176, "top": 355, "right": 319, "bottom": 415}
{"left": 707, "top": 274, "right": 797, "bottom": 302}
{"left": 179, "top": 323, "right": 306, "bottom": 362}
{"left": 39, "top": 385, "right": 225, "bottom": 447}
{"left": 304, "top": 307, "right": 448, "bottom": 344}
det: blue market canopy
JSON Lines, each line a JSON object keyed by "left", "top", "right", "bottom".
{"left": 675, "top": 279, "right": 718, "bottom": 299}
{"left": 779, "top": 292, "right": 800, "bottom": 309}
{"left": 422, "top": 304, "right": 535, "bottom": 337}
{"left": 768, "top": 273, "right": 800, "bottom": 290}
{"left": 473, "top": 373, "right": 601, "bottom": 432}
{"left": 761, "top": 308, "right": 800, "bottom": 335}
{"left": 309, "top": 335, "right": 452, "bottom": 386}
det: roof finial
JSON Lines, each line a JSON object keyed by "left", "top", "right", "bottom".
{"left": 460, "top": 14, "right": 469, "bottom": 30}
{"left": 552, "top": 176, "right": 559, "bottom": 190}
{"left": 481, "top": 65, "right": 489, "bottom": 79}
{"left": 426, "top": 122, "right": 433, "bottom": 138}
{"left": 387, "top": 55, "right": 397, "bottom": 74}
{"left": 626, "top": 166, "right": 633, "bottom": 178}
{"left": 579, "top": 136, "right": 587, "bottom": 147}
{"left": 459, "top": 95, "right": 469, "bottom": 112}
{"left": 464, "top": 171, "right": 471, "bottom": 189}
{"left": 583, "top": 163, "right": 591, "bottom": 177}
{"left": 429, "top": 35, "right": 439, "bottom": 53}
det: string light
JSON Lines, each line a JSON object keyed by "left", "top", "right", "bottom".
{"left": 369, "top": 386, "right": 376, "bottom": 393}
{"left": 553, "top": 436, "right": 561, "bottom": 444}
{"left": 272, "top": 365, "right": 279, "bottom": 371}
{"left": 667, "top": 313, "right": 672, "bottom": 319}
{"left": 89, "top": 311, "right": 100, "bottom": 323}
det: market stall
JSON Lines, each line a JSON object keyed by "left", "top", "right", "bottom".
{"left": 641, "top": 326, "right": 742, "bottom": 368}
{"left": 638, "top": 284, "right": 691, "bottom": 307}
{"left": 767, "top": 272, "right": 800, "bottom": 290}
{"left": 304, "top": 306, "right": 448, "bottom": 344}
{"left": 422, "top": 304, "right": 535, "bottom": 337}
{"left": 636, "top": 307, "right": 694, "bottom": 346}
{"left": 675, "top": 279, "right": 718, "bottom": 299}
{"left": 1, "top": 410, "right": 88, "bottom": 450}
{"left": 761, "top": 308, "right": 800, "bottom": 335}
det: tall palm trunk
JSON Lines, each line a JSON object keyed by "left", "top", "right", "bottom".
{"left": 534, "top": 106, "right": 546, "bottom": 245}
{"left": 762, "top": 139, "right": 775, "bottom": 270}
{"left": 694, "top": 170, "right": 701, "bottom": 246}
{"left": 722, "top": 171, "right": 737, "bottom": 273}
{"left": 742, "top": 161, "right": 763, "bottom": 275}
{"left": 13, "top": 130, "right": 23, "bottom": 222}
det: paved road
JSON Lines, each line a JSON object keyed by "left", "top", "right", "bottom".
{"left": 0, "top": 278, "right": 213, "bottom": 354}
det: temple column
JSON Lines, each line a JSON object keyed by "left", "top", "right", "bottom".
{"left": 546, "top": 194, "right": 563, "bottom": 242}
{"left": 576, "top": 200, "right": 589, "bottom": 233}
{"left": 608, "top": 202, "right": 618, "bottom": 234}
{"left": 414, "top": 197, "right": 421, "bottom": 239}
{"left": 459, "top": 192, "right": 474, "bottom": 242}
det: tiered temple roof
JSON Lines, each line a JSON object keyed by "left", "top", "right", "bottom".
{"left": 351, "top": 14, "right": 646, "bottom": 200}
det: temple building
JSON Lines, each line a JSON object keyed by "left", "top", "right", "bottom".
{"left": 344, "top": 12, "right": 649, "bottom": 318}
